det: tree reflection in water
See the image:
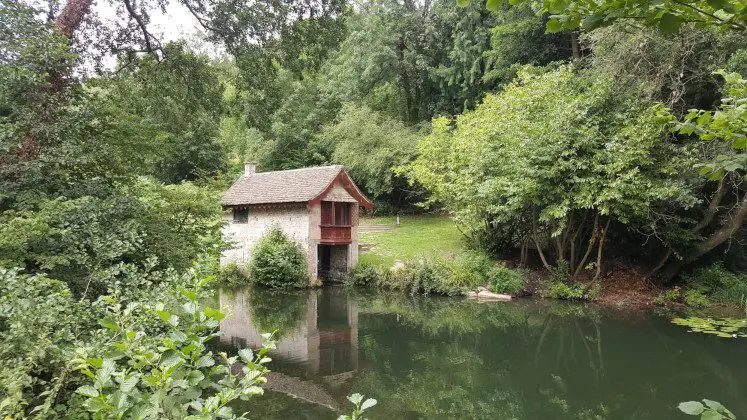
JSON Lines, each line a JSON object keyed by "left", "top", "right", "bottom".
{"left": 218, "top": 288, "right": 747, "bottom": 419}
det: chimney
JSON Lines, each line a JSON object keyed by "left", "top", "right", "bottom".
{"left": 244, "top": 162, "right": 256, "bottom": 176}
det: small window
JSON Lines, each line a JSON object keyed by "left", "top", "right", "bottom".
{"left": 233, "top": 209, "right": 249, "bottom": 224}
{"left": 334, "top": 203, "right": 350, "bottom": 225}
{"left": 321, "top": 201, "right": 334, "bottom": 225}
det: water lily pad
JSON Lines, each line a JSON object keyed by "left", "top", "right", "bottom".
{"left": 671, "top": 317, "right": 747, "bottom": 338}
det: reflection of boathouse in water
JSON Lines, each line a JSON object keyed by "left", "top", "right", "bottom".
{"left": 219, "top": 288, "right": 358, "bottom": 411}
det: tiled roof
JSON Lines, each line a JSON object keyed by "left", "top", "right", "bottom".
{"left": 220, "top": 165, "right": 346, "bottom": 206}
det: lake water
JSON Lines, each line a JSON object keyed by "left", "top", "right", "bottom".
{"left": 218, "top": 286, "right": 747, "bottom": 419}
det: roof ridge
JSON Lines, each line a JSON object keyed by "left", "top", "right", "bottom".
{"left": 246, "top": 165, "right": 343, "bottom": 177}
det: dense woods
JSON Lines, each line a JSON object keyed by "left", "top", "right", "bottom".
{"left": 1, "top": 0, "right": 746, "bottom": 416}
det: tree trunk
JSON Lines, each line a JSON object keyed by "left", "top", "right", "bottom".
{"left": 592, "top": 217, "right": 611, "bottom": 282}
{"left": 571, "top": 32, "right": 581, "bottom": 60}
{"left": 533, "top": 236, "right": 554, "bottom": 271}
{"left": 16, "top": 0, "right": 94, "bottom": 162}
{"left": 573, "top": 213, "right": 599, "bottom": 278}
{"left": 49, "top": 0, "right": 93, "bottom": 93}
{"left": 658, "top": 192, "right": 747, "bottom": 284}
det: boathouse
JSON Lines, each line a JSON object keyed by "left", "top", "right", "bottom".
{"left": 220, "top": 163, "right": 373, "bottom": 282}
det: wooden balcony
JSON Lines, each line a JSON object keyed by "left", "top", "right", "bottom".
{"left": 320, "top": 225, "right": 352, "bottom": 245}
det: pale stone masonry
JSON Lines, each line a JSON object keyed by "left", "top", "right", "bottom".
{"left": 220, "top": 164, "right": 372, "bottom": 283}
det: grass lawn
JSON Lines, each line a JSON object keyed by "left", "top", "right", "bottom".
{"left": 358, "top": 214, "right": 468, "bottom": 269}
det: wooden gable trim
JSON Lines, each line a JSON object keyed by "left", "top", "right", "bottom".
{"left": 309, "top": 169, "right": 373, "bottom": 210}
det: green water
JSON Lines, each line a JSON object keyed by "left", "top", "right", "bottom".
{"left": 219, "top": 287, "right": 747, "bottom": 419}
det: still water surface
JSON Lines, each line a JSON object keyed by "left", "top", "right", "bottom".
{"left": 218, "top": 287, "right": 746, "bottom": 419}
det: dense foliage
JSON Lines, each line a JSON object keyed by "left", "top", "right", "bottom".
{"left": 248, "top": 227, "right": 309, "bottom": 288}
{"left": 0, "top": 266, "right": 275, "bottom": 418}
{"left": 2, "top": 0, "right": 747, "bottom": 413}
{"left": 408, "top": 65, "right": 698, "bottom": 281}
{"left": 347, "top": 252, "right": 527, "bottom": 296}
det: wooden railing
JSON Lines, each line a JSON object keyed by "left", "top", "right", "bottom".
{"left": 320, "top": 225, "right": 352, "bottom": 244}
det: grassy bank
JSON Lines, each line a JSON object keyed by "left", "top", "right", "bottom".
{"left": 359, "top": 215, "right": 467, "bottom": 269}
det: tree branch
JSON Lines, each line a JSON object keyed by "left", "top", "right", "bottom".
{"left": 693, "top": 176, "right": 729, "bottom": 232}
{"left": 122, "top": 0, "right": 159, "bottom": 54}
{"left": 573, "top": 213, "right": 599, "bottom": 278}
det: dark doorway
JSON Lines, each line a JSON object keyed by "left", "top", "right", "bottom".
{"left": 317, "top": 244, "right": 348, "bottom": 281}
{"left": 318, "top": 244, "right": 331, "bottom": 278}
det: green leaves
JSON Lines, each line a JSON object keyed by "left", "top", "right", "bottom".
{"left": 75, "top": 385, "right": 99, "bottom": 398}
{"left": 320, "top": 103, "right": 420, "bottom": 200}
{"left": 338, "top": 393, "right": 378, "bottom": 420}
{"left": 238, "top": 348, "right": 254, "bottom": 363}
{"left": 409, "top": 65, "right": 695, "bottom": 275}
{"left": 671, "top": 317, "right": 747, "bottom": 338}
{"left": 71, "top": 272, "right": 276, "bottom": 419}
{"left": 485, "top": 0, "right": 502, "bottom": 12}
{"left": 483, "top": 0, "right": 747, "bottom": 33}
{"left": 249, "top": 227, "right": 309, "bottom": 288}
{"left": 678, "top": 399, "right": 736, "bottom": 419}
{"left": 679, "top": 401, "right": 705, "bottom": 415}
{"left": 546, "top": 18, "right": 564, "bottom": 33}
{"left": 658, "top": 13, "right": 683, "bottom": 34}
{"left": 672, "top": 71, "right": 747, "bottom": 180}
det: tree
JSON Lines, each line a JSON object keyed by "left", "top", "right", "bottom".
{"left": 258, "top": 71, "right": 341, "bottom": 170}
{"left": 408, "top": 66, "right": 697, "bottom": 280}
{"left": 483, "top": 4, "right": 571, "bottom": 85}
{"left": 583, "top": 24, "right": 747, "bottom": 111}
{"left": 320, "top": 103, "right": 421, "bottom": 202}
{"left": 472, "top": 0, "right": 747, "bottom": 34}
{"left": 650, "top": 71, "right": 747, "bottom": 281}
{"left": 105, "top": 43, "right": 227, "bottom": 183}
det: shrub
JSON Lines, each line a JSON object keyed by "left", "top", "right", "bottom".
{"left": 72, "top": 273, "right": 276, "bottom": 419}
{"left": 653, "top": 286, "right": 681, "bottom": 306}
{"left": 217, "top": 263, "right": 249, "bottom": 287}
{"left": 685, "top": 264, "right": 747, "bottom": 306}
{"left": 248, "top": 227, "right": 308, "bottom": 288}
{"left": 543, "top": 281, "right": 587, "bottom": 300}
{"left": 0, "top": 268, "right": 93, "bottom": 417}
{"left": 487, "top": 267, "right": 527, "bottom": 295}
{"left": 345, "top": 263, "right": 380, "bottom": 288}
{"left": 448, "top": 252, "right": 494, "bottom": 290}
{"left": 684, "top": 289, "right": 710, "bottom": 308}
{"left": 354, "top": 254, "right": 525, "bottom": 296}
{"left": 381, "top": 259, "right": 462, "bottom": 296}
{"left": 0, "top": 264, "right": 274, "bottom": 418}
{"left": 548, "top": 259, "right": 572, "bottom": 283}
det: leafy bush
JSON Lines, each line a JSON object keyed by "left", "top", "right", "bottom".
{"left": 685, "top": 264, "right": 747, "bottom": 306}
{"left": 0, "top": 179, "right": 223, "bottom": 297}
{"left": 217, "top": 263, "right": 250, "bottom": 287}
{"left": 72, "top": 275, "right": 276, "bottom": 419}
{"left": 345, "top": 263, "right": 380, "bottom": 288}
{"left": 381, "top": 259, "right": 463, "bottom": 296}
{"left": 351, "top": 254, "right": 526, "bottom": 296}
{"left": 543, "top": 281, "right": 587, "bottom": 300}
{"left": 445, "top": 251, "right": 527, "bottom": 294}
{"left": 248, "top": 227, "right": 308, "bottom": 288}
{"left": 487, "top": 267, "right": 527, "bottom": 295}
{"left": 447, "top": 252, "right": 494, "bottom": 290}
{"left": 684, "top": 289, "right": 710, "bottom": 308}
{"left": 0, "top": 268, "right": 93, "bottom": 417}
{"left": 652, "top": 286, "right": 682, "bottom": 306}
{"left": 548, "top": 259, "right": 572, "bottom": 284}
{"left": 0, "top": 265, "right": 275, "bottom": 418}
